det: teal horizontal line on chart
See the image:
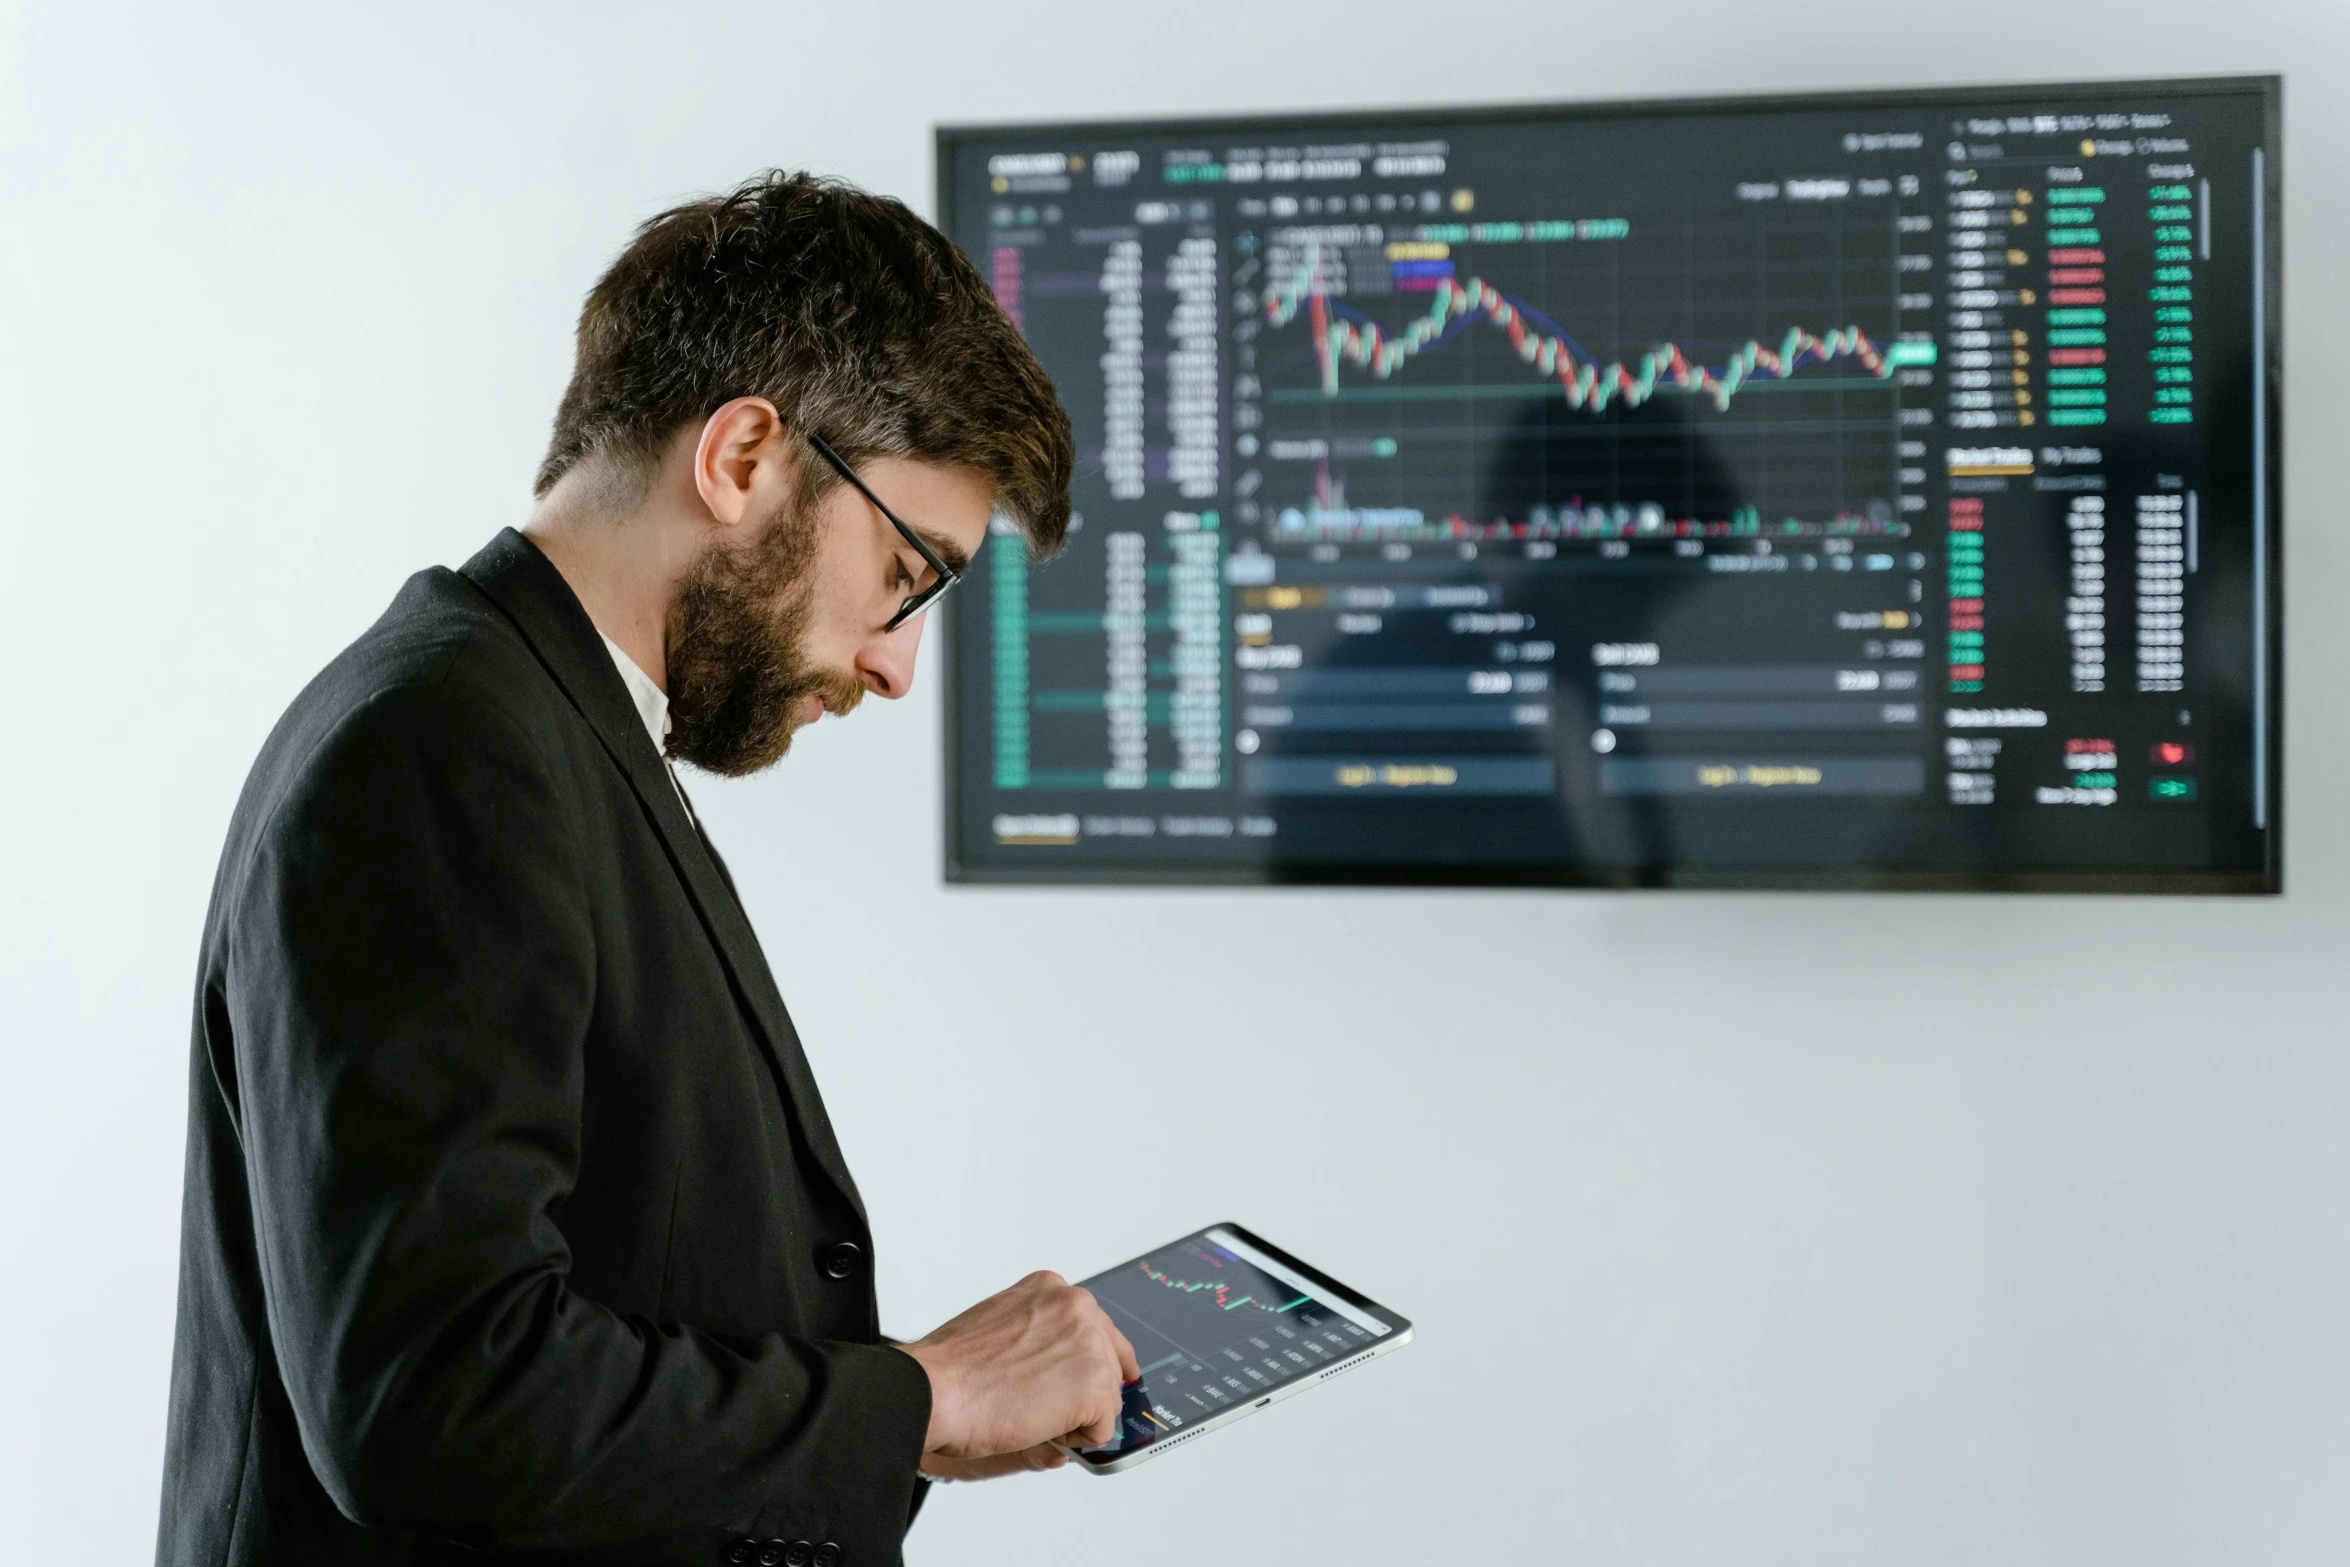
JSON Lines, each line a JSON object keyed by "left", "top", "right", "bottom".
{"left": 1023, "top": 613, "right": 1172, "bottom": 632}
{"left": 1031, "top": 692, "right": 1178, "bottom": 723}
{"left": 1020, "top": 769, "right": 1180, "bottom": 789}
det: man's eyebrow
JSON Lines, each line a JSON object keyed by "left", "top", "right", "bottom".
{"left": 914, "top": 528, "right": 971, "bottom": 576}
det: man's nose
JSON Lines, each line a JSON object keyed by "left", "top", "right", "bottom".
{"left": 854, "top": 613, "right": 926, "bottom": 699}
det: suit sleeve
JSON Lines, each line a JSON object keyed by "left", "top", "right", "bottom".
{"left": 225, "top": 671, "right": 930, "bottom": 1562}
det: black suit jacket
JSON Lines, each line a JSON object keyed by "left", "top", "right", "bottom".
{"left": 157, "top": 530, "right": 931, "bottom": 1567}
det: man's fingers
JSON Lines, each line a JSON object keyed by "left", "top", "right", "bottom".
{"left": 918, "top": 1270, "right": 1147, "bottom": 1462}
{"left": 1073, "top": 1286, "right": 1143, "bottom": 1381}
{"left": 1067, "top": 1410, "right": 1121, "bottom": 1450}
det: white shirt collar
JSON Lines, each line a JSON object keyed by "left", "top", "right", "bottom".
{"left": 599, "top": 633, "right": 671, "bottom": 757}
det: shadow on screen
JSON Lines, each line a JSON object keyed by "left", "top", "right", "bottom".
{"left": 1478, "top": 387, "right": 1859, "bottom": 877}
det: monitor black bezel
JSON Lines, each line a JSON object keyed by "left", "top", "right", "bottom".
{"left": 935, "top": 74, "right": 2284, "bottom": 895}
{"left": 1069, "top": 1221, "right": 1415, "bottom": 1471}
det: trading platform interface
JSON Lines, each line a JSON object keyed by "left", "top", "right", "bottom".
{"left": 1079, "top": 1228, "right": 1396, "bottom": 1459}
{"left": 939, "top": 80, "right": 2280, "bottom": 889}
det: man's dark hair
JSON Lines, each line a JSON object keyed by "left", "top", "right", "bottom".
{"left": 537, "top": 169, "right": 1072, "bottom": 554}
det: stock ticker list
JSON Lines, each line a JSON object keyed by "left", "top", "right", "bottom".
{"left": 945, "top": 85, "right": 2275, "bottom": 884}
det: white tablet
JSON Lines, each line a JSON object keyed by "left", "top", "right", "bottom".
{"left": 1068, "top": 1223, "right": 1415, "bottom": 1475}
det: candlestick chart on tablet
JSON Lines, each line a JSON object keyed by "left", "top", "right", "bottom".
{"left": 1079, "top": 1230, "right": 1394, "bottom": 1457}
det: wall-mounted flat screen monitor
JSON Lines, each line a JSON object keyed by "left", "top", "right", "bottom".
{"left": 936, "top": 76, "right": 2281, "bottom": 891}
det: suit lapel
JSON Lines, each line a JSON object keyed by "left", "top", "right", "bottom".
{"left": 458, "top": 528, "right": 867, "bottom": 1225}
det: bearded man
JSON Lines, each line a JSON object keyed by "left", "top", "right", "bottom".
{"left": 157, "top": 170, "right": 1136, "bottom": 1567}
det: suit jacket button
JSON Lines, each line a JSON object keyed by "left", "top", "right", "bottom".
{"left": 784, "top": 1543, "right": 814, "bottom": 1567}
{"left": 722, "top": 1541, "right": 756, "bottom": 1566}
{"left": 813, "top": 1543, "right": 842, "bottom": 1567}
{"left": 756, "top": 1542, "right": 788, "bottom": 1567}
{"left": 821, "top": 1241, "right": 864, "bottom": 1280}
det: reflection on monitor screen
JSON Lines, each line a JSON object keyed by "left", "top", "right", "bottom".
{"left": 937, "top": 79, "right": 2280, "bottom": 891}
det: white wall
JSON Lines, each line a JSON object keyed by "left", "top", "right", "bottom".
{"left": 2, "top": 2, "right": 2345, "bottom": 1561}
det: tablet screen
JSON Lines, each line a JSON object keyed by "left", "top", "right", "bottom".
{"left": 1079, "top": 1226, "right": 1396, "bottom": 1458}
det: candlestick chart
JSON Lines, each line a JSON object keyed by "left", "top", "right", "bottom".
{"left": 1266, "top": 255, "right": 1897, "bottom": 410}
{"left": 1137, "top": 1255, "right": 1311, "bottom": 1315}
{"left": 1237, "top": 212, "right": 1913, "bottom": 543}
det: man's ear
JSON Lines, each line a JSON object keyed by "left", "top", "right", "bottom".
{"left": 691, "top": 396, "right": 788, "bottom": 529}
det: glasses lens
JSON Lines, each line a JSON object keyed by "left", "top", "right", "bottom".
{"left": 888, "top": 573, "right": 954, "bottom": 632}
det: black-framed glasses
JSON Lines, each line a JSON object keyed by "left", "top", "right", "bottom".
{"left": 806, "top": 432, "right": 963, "bottom": 633}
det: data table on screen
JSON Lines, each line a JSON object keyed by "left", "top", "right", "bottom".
{"left": 939, "top": 80, "right": 2281, "bottom": 891}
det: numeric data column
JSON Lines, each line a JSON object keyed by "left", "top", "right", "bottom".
{"left": 1105, "top": 531, "right": 1148, "bottom": 787}
{"left": 1102, "top": 240, "right": 1144, "bottom": 500}
{"left": 2147, "top": 179, "right": 2197, "bottom": 425}
{"left": 2043, "top": 181, "right": 2107, "bottom": 428}
{"left": 1166, "top": 236, "right": 1219, "bottom": 501}
{"left": 1945, "top": 181, "right": 2032, "bottom": 432}
{"left": 2135, "top": 495, "right": 2185, "bottom": 692}
{"left": 1947, "top": 496, "right": 1985, "bottom": 692}
{"left": 1166, "top": 512, "right": 1222, "bottom": 788}
{"left": 991, "top": 529, "right": 1030, "bottom": 788}
{"left": 2066, "top": 495, "right": 2106, "bottom": 692}
{"left": 990, "top": 245, "right": 1024, "bottom": 335}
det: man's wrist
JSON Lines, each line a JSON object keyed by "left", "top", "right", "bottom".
{"left": 896, "top": 1339, "right": 958, "bottom": 1454}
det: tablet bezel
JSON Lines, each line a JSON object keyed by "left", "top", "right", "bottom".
{"left": 1068, "top": 1222, "right": 1415, "bottom": 1475}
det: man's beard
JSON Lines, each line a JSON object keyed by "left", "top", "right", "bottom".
{"left": 664, "top": 502, "right": 867, "bottom": 777}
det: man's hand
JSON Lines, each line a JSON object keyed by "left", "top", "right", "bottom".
{"left": 899, "top": 1271, "right": 1139, "bottom": 1464}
